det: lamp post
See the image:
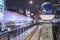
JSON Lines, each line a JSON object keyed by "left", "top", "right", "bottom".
{"left": 40, "top": 2, "right": 55, "bottom": 40}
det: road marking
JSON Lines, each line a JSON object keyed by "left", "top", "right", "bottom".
{"left": 25, "top": 27, "right": 37, "bottom": 40}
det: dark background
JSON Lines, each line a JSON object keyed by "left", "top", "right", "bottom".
{"left": 6, "top": 0, "right": 56, "bottom": 10}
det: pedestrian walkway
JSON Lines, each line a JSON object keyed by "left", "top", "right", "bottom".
{"left": 20, "top": 25, "right": 37, "bottom": 40}
{"left": 30, "top": 25, "right": 42, "bottom": 40}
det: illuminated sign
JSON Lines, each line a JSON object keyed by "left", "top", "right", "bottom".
{"left": 41, "top": 2, "right": 53, "bottom": 14}
{"left": 0, "top": 0, "right": 4, "bottom": 20}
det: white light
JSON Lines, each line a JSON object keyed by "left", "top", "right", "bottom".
{"left": 13, "top": 15, "right": 15, "bottom": 18}
{"left": 8, "top": 28, "right": 11, "bottom": 31}
{"left": 29, "top": 1, "right": 33, "bottom": 4}
{"left": 0, "top": 12, "right": 3, "bottom": 20}
{"left": 40, "top": 15, "right": 55, "bottom": 20}
{"left": 31, "top": 13, "right": 34, "bottom": 16}
{"left": 1, "top": 28, "right": 4, "bottom": 31}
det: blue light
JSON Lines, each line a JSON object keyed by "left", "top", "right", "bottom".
{"left": 41, "top": 2, "right": 53, "bottom": 14}
{"left": 45, "top": 10, "right": 53, "bottom": 14}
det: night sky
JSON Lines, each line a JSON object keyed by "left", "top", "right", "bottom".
{"left": 5, "top": 0, "right": 55, "bottom": 14}
{"left": 6, "top": 0, "right": 26, "bottom": 9}
{"left": 6, "top": 0, "right": 46, "bottom": 10}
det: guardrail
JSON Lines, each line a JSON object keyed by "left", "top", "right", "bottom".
{"left": 0, "top": 23, "right": 36, "bottom": 40}
{"left": 25, "top": 26, "right": 37, "bottom": 40}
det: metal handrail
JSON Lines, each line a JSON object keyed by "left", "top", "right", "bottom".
{"left": 0, "top": 24, "right": 36, "bottom": 40}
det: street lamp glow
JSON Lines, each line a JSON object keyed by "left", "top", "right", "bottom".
{"left": 31, "top": 13, "right": 34, "bottom": 16}
{"left": 29, "top": 1, "right": 33, "bottom": 4}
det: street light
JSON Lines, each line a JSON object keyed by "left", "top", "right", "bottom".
{"left": 29, "top": 0, "right": 33, "bottom": 4}
{"left": 30, "top": 13, "right": 34, "bottom": 16}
